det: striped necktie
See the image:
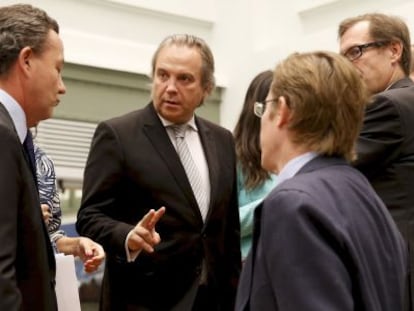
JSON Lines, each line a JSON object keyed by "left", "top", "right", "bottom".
{"left": 172, "top": 124, "right": 209, "bottom": 221}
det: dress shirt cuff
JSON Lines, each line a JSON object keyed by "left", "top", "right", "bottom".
{"left": 125, "top": 230, "right": 141, "bottom": 262}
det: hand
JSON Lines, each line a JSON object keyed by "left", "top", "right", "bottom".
{"left": 76, "top": 237, "right": 105, "bottom": 273}
{"left": 127, "top": 206, "right": 166, "bottom": 253}
{"left": 40, "top": 204, "right": 51, "bottom": 225}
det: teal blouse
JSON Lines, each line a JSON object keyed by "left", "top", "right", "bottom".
{"left": 237, "top": 169, "right": 278, "bottom": 259}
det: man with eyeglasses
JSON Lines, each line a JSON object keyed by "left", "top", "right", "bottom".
{"left": 236, "top": 51, "right": 407, "bottom": 311}
{"left": 339, "top": 13, "right": 414, "bottom": 309}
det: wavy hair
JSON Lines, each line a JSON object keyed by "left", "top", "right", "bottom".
{"left": 234, "top": 70, "right": 273, "bottom": 190}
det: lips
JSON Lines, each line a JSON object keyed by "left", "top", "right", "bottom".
{"left": 164, "top": 100, "right": 178, "bottom": 105}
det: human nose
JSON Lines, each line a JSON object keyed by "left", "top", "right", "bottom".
{"left": 165, "top": 78, "right": 178, "bottom": 92}
{"left": 58, "top": 77, "right": 66, "bottom": 94}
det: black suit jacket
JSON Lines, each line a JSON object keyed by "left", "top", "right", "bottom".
{"left": 354, "top": 77, "right": 414, "bottom": 310}
{"left": 0, "top": 103, "right": 57, "bottom": 310}
{"left": 354, "top": 78, "right": 414, "bottom": 215}
{"left": 236, "top": 156, "right": 407, "bottom": 311}
{"left": 76, "top": 103, "right": 241, "bottom": 310}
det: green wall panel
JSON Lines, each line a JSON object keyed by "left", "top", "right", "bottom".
{"left": 54, "top": 63, "right": 222, "bottom": 124}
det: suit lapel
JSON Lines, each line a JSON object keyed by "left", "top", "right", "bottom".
{"left": 196, "top": 118, "right": 219, "bottom": 221}
{"left": 236, "top": 202, "right": 263, "bottom": 311}
{"left": 0, "top": 104, "right": 36, "bottom": 183}
{"left": 142, "top": 104, "right": 202, "bottom": 220}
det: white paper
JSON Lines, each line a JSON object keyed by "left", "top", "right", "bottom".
{"left": 55, "top": 254, "right": 81, "bottom": 311}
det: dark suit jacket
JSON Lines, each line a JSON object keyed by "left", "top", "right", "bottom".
{"left": 76, "top": 103, "right": 241, "bottom": 310}
{"left": 236, "top": 156, "right": 407, "bottom": 311}
{"left": 354, "top": 78, "right": 414, "bottom": 215}
{"left": 354, "top": 77, "right": 414, "bottom": 310}
{"left": 0, "top": 103, "right": 57, "bottom": 310}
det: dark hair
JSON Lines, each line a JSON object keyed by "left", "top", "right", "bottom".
{"left": 411, "top": 45, "right": 414, "bottom": 74}
{"left": 338, "top": 13, "right": 411, "bottom": 76}
{"left": 234, "top": 70, "right": 273, "bottom": 190}
{"left": 151, "top": 34, "right": 215, "bottom": 94}
{"left": 0, "top": 4, "right": 59, "bottom": 76}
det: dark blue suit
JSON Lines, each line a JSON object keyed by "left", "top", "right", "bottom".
{"left": 0, "top": 103, "right": 57, "bottom": 310}
{"left": 236, "top": 156, "right": 407, "bottom": 311}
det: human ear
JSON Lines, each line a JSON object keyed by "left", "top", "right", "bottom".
{"left": 389, "top": 40, "right": 403, "bottom": 64}
{"left": 18, "top": 46, "right": 33, "bottom": 75}
{"left": 275, "top": 96, "right": 291, "bottom": 127}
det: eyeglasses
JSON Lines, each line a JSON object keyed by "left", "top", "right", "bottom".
{"left": 253, "top": 99, "right": 277, "bottom": 118}
{"left": 342, "top": 41, "right": 389, "bottom": 61}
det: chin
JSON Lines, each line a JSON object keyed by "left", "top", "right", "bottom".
{"left": 161, "top": 111, "right": 189, "bottom": 124}
{"left": 262, "top": 156, "right": 278, "bottom": 173}
{"left": 41, "top": 111, "right": 54, "bottom": 122}
{"left": 261, "top": 158, "right": 270, "bottom": 172}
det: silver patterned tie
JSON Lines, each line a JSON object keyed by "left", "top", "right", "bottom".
{"left": 172, "top": 124, "right": 209, "bottom": 221}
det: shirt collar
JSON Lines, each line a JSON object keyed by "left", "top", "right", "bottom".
{"left": 277, "top": 152, "right": 318, "bottom": 184}
{"left": 0, "top": 89, "right": 27, "bottom": 143}
{"left": 158, "top": 113, "right": 198, "bottom": 132}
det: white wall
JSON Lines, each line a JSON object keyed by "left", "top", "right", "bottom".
{"left": 2, "top": 0, "right": 414, "bottom": 129}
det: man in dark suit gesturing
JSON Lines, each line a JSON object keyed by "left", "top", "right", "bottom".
{"left": 339, "top": 13, "right": 414, "bottom": 308}
{"left": 235, "top": 51, "right": 407, "bottom": 310}
{"left": 0, "top": 4, "right": 66, "bottom": 310}
{"left": 76, "top": 34, "right": 241, "bottom": 311}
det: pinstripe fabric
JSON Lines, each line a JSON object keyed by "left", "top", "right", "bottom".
{"left": 172, "top": 124, "right": 209, "bottom": 221}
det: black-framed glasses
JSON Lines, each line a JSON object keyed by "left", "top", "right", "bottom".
{"left": 343, "top": 41, "right": 389, "bottom": 61}
{"left": 253, "top": 99, "right": 277, "bottom": 118}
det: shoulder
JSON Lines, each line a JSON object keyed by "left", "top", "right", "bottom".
{"left": 95, "top": 104, "right": 154, "bottom": 136}
{"left": 103, "top": 107, "right": 149, "bottom": 127}
{"left": 0, "top": 121, "right": 25, "bottom": 179}
{"left": 261, "top": 173, "right": 342, "bottom": 237}
{"left": 0, "top": 106, "right": 17, "bottom": 138}
{"left": 266, "top": 163, "right": 364, "bottom": 214}
{"left": 372, "top": 79, "right": 414, "bottom": 111}
{"left": 0, "top": 121, "right": 21, "bottom": 153}
{"left": 367, "top": 86, "right": 414, "bottom": 131}
{"left": 196, "top": 116, "right": 233, "bottom": 139}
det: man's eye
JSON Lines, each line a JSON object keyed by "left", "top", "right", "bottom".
{"left": 347, "top": 47, "right": 359, "bottom": 58}
{"left": 179, "top": 75, "right": 192, "bottom": 82}
{"left": 158, "top": 72, "right": 168, "bottom": 80}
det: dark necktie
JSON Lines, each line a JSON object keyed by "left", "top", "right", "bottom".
{"left": 23, "top": 130, "right": 37, "bottom": 182}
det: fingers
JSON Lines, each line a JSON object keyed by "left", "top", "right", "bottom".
{"left": 139, "top": 207, "right": 166, "bottom": 230}
{"left": 40, "top": 204, "right": 51, "bottom": 224}
{"left": 84, "top": 262, "right": 99, "bottom": 273}
{"left": 128, "top": 226, "right": 158, "bottom": 253}
{"left": 78, "top": 237, "right": 105, "bottom": 259}
{"left": 78, "top": 237, "right": 93, "bottom": 257}
{"left": 83, "top": 248, "right": 105, "bottom": 273}
{"left": 83, "top": 257, "right": 101, "bottom": 273}
{"left": 152, "top": 231, "right": 161, "bottom": 245}
{"left": 138, "top": 209, "right": 156, "bottom": 228}
{"left": 147, "top": 206, "right": 166, "bottom": 230}
{"left": 128, "top": 207, "right": 167, "bottom": 253}
{"left": 92, "top": 243, "right": 105, "bottom": 259}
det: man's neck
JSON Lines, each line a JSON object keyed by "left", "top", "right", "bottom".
{"left": 383, "top": 67, "right": 406, "bottom": 92}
